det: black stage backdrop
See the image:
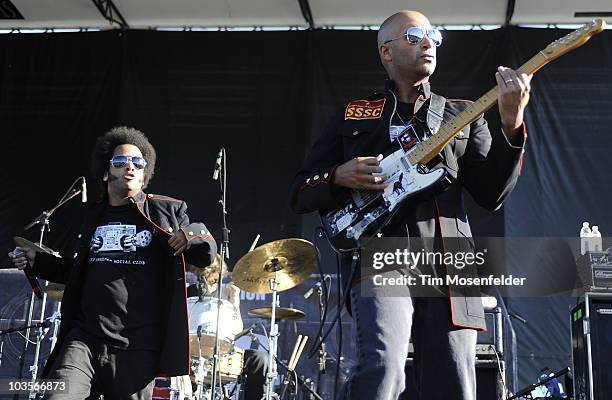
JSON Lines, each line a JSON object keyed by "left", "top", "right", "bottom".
{"left": 1, "top": 28, "right": 611, "bottom": 390}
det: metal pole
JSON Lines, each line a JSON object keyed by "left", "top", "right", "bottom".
{"left": 210, "top": 148, "right": 229, "bottom": 399}
{"left": 28, "top": 216, "right": 51, "bottom": 399}
{"left": 263, "top": 276, "right": 279, "bottom": 400}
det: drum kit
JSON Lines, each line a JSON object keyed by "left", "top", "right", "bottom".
{"left": 184, "top": 237, "right": 318, "bottom": 400}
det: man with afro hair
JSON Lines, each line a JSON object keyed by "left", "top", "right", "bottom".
{"left": 11, "top": 126, "right": 217, "bottom": 399}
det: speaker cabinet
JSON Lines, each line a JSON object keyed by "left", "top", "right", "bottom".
{"left": 571, "top": 292, "right": 612, "bottom": 400}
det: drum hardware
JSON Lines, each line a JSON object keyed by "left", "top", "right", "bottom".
{"left": 233, "top": 238, "right": 317, "bottom": 400}
{"left": 210, "top": 147, "right": 231, "bottom": 400}
{"left": 247, "top": 307, "right": 305, "bottom": 321}
{"left": 11, "top": 176, "right": 84, "bottom": 400}
{"left": 45, "top": 282, "right": 65, "bottom": 302}
{"left": 13, "top": 237, "right": 60, "bottom": 257}
{"left": 232, "top": 239, "right": 317, "bottom": 294}
{"left": 188, "top": 297, "right": 242, "bottom": 359}
{"left": 251, "top": 336, "right": 324, "bottom": 400}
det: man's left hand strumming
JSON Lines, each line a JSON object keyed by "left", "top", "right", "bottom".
{"left": 496, "top": 65, "right": 532, "bottom": 144}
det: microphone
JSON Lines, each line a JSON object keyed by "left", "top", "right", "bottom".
{"left": 212, "top": 149, "right": 223, "bottom": 181}
{"left": 234, "top": 323, "right": 257, "bottom": 341}
{"left": 81, "top": 177, "right": 87, "bottom": 203}
{"left": 303, "top": 281, "right": 322, "bottom": 299}
{"left": 12, "top": 248, "right": 42, "bottom": 300}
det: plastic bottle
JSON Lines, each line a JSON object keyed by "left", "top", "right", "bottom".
{"left": 580, "top": 222, "right": 591, "bottom": 255}
{"left": 591, "top": 225, "right": 602, "bottom": 252}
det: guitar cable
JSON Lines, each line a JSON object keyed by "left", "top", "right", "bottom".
{"left": 334, "top": 252, "right": 343, "bottom": 400}
{"left": 308, "top": 244, "right": 359, "bottom": 359}
{"left": 307, "top": 227, "right": 330, "bottom": 361}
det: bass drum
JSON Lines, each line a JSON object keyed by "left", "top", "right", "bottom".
{"left": 187, "top": 297, "right": 243, "bottom": 358}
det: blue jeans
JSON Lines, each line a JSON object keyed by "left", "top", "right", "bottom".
{"left": 345, "top": 270, "right": 477, "bottom": 400}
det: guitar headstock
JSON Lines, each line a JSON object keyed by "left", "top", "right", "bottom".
{"left": 542, "top": 19, "right": 606, "bottom": 61}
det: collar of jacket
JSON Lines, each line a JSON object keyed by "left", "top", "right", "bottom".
{"left": 129, "top": 190, "right": 148, "bottom": 214}
{"left": 91, "top": 190, "right": 146, "bottom": 206}
{"left": 384, "top": 79, "right": 433, "bottom": 118}
{"left": 384, "top": 78, "right": 432, "bottom": 99}
{"left": 94, "top": 190, "right": 147, "bottom": 208}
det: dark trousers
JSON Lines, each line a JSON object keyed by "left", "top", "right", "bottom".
{"left": 45, "top": 329, "right": 158, "bottom": 400}
{"left": 344, "top": 270, "right": 478, "bottom": 400}
{"left": 241, "top": 349, "right": 268, "bottom": 400}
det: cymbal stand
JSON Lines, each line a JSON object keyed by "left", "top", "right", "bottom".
{"left": 263, "top": 271, "right": 281, "bottom": 400}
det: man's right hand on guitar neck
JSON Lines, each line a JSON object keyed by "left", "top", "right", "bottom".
{"left": 332, "top": 155, "right": 389, "bottom": 190}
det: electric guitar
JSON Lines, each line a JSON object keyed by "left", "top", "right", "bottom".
{"left": 321, "top": 19, "right": 606, "bottom": 252}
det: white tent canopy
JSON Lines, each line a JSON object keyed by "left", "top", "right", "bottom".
{"left": 2, "top": 0, "right": 611, "bottom": 30}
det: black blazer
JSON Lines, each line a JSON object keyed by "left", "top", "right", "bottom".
{"left": 289, "top": 83, "right": 527, "bottom": 329}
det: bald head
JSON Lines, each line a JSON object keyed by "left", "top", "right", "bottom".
{"left": 377, "top": 10, "right": 437, "bottom": 88}
{"left": 377, "top": 11, "right": 432, "bottom": 47}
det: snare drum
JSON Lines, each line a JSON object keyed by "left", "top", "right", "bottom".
{"left": 187, "top": 297, "right": 243, "bottom": 358}
{"left": 191, "top": 348, "right": 244, "bottom": 385}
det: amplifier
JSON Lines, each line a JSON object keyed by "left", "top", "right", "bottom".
{"left": 406, "top": 307, "right": 504, "bottom": 358}
{"left": 476, "top": 307, "right": 504, "bottom": 358}
{"left": 577, "top": 252, "right": 612, "bottom": 291}
{"left": 571, "top": 292, "right": 612, "bottom": 400}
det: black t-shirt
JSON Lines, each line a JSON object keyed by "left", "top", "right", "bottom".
{"left": 75, "top": 204, "right": 167, "bottom": 350}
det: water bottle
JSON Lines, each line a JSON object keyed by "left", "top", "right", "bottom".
{"left": 580, "top": 222, "right": 591, "bottom": 255}
{"left": 591, "top": 225, "right": 602, "bottom": 252}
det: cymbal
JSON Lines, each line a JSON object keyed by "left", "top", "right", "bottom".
{"left": 248, "top": 307, "right": 306, "bottom": 321}
{"left": 13, "top": 236, "right": 57, "bottom": 255}
{"left": 46, "top": 283, "right": 65, "bottom": 302}
{"left": 232, "top": 238, "right": 316, "bottom": 294}
{"left": 187, "top": 253, "right": 229, "bottom": 282}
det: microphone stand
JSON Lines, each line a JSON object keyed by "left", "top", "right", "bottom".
{"left": 17, "top": 177, "right": 85, "bottom": 400}
{"left": 315, "top": 281, "right": 326, "bottom": 395}
{"left": 210, "top": 149, "right": 229, "bottom": 399}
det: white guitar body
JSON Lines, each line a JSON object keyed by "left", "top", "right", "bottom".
{"left": 321, "top": 147, "right": 447, "bottom": 251}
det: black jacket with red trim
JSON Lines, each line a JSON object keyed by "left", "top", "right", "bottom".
{"left": 32, "top": 190, "right": 216, "bottom": 377}
{"left": 289, "top": 82, "right": 527, "bottom": 330}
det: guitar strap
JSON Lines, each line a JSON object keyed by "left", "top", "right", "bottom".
{"left": 425, "top": 93, "right": 446, "bottom": 135}
{"left": 413, "top": 92, "right": 446, "bottom": 136}
{"left": 412, "top": 92, "right": 460, "bottom": 181}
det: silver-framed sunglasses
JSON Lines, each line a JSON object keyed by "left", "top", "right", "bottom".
{"left": 110, "top": 155, "right": 147, "bottom": 169}
{"left": 383, "top": 27, "right": 443, "bottom": 47}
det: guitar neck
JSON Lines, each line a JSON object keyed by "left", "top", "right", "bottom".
{"left": 407, "top": 50, "right": 553, "bottom": 166}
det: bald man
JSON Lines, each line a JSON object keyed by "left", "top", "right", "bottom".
{"left": 289, "top": 10, "right": 530, "bottom": 400}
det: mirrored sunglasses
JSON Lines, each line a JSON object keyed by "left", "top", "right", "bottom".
{"left": 110, "top": 155, "right": 147, "bottom": 169}
{"left": 384, "top": 27, "right": 443, "bottom": 47}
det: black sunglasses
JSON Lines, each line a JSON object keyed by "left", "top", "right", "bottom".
{"left": 110, "top": 155, "right": 147, "bottom": 170}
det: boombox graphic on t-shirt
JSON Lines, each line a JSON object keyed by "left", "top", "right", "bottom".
{"left": 90, "top": 222, "right": 152, "bottom": 253}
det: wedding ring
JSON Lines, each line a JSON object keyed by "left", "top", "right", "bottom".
{"left": 505, "top": 79, "right": 513, "bottom": 84}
